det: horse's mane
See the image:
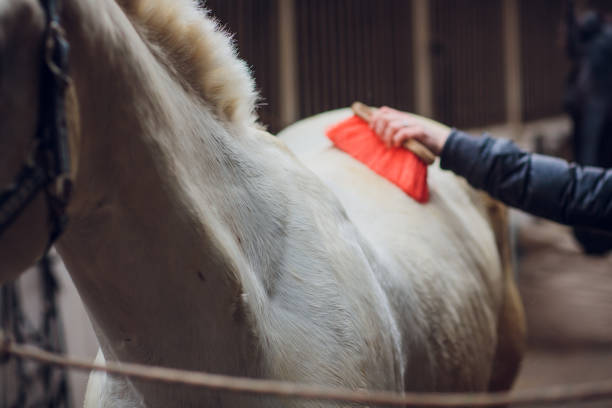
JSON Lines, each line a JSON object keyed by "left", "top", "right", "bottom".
{"left": 116, "top": 0, "right": 258, "bottom": 126}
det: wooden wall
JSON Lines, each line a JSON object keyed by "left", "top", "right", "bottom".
{"left": 519, "top": 0, "right": 569, "bottom": 121}
{"left": 294, "top": 0, "right": 416, "bottom": 119}
{"left": 204, "top": 0, "right": 283, "bottom": 131}
{"left": 430, "top": 0, "right": 506, "bottom": 128}
{"left": 204, "top": 0, "right": 599, "bottom": 132}
{"left": 587, "top": 0, "right": 612, "bottom": 14}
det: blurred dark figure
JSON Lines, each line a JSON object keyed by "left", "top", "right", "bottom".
{"left": 565, "top": 1, "right": 612, "bottom": 254}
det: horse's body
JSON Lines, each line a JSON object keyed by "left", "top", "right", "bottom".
{"left": 0, "top": 1, "right": 525, "bottom": 407}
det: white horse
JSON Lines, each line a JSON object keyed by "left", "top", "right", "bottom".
{"left": 0, "top": 0, "right": 525, "bottom": 406}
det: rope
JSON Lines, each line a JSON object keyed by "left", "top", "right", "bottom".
{"left": 1, "top": 333, "right": 612, "bottom": 407}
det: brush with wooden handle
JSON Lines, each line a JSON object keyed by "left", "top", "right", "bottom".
{"left": 325, "top": 102, "right": 432, "bottom": 203}
{"left": 351, "top": 102, "right": 436, "bottom": 165}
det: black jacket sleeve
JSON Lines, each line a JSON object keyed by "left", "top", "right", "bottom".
{"left": 440, "top": 130, "right": 612, "bottom": 231}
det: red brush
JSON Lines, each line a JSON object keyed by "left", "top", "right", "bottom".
{"left": 326, "top": 102, "right": 435, "bottom": 203}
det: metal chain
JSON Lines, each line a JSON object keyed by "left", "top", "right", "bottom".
{"left": 0, "top": 253, "right": 71, "bottom": 408}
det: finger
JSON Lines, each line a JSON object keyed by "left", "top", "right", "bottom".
{"left": 372, "top": 111, "right": 407, "bottom": 142}
{"left": 379, "top": 106, "right": 399, "bottom": 115}
{"left": 373, "top": 115, "right": 389, "bottom": 137}
{"left": 392, "top": 126, "right": 425, "bottom": 148}
{"left": 375, "top": 112, "right": 403, "bottom": 137}
{"left": 373, "top": 109, "right": 401, "bottom": 125}
{"left": 369, "top": 107, "right": 394, "bottom": 125}
{"left": 369, "top": 110, "right": 384, "bottom": 131}
{"left": 382, "top": 120, "right": 404, "bottom": 147}
{"left": 370, "top": 107, "right": 386, "bottom": 123}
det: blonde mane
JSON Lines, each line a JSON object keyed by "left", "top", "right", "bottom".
{"left": 116, "top": 0, "right": 258, "bottom": 126}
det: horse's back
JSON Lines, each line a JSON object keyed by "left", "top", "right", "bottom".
{"left": 278, "top": 108, "right": 525, "bottom": 391}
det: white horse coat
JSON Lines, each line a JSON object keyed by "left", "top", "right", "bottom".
{"left": 0, "top": 0, "right": 524, "bottom": 407}
{"left": 278, "top": 109, "right": 506, "bottom": 390}
{"left": 84, "top": 105, "right": 518, "bottom": 406}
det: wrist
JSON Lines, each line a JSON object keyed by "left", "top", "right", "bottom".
{"left": 423, "top": 129, "right": 450, "bottom": 156}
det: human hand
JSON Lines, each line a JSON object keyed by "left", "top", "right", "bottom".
{"left": 369, "top": 106, "right": 452, "bottom": 156}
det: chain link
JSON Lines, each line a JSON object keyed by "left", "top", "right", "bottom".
{"left": 0, "top": 253, "right": 71, "bottom": 408}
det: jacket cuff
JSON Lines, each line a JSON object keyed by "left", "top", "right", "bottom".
{"left": 440, "top": 129, "right": 484, "bottom": 182}
{"left": 527, "top": 154, "right": 578, "bottom": 224}
{"left": 440, "top": 129, "right": 461, "bottom": 171}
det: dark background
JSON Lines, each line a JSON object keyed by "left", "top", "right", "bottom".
{"left": 205, "top": 0, "right": 612, "bottom": 132}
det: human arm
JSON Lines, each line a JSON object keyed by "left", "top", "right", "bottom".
{"left": 369, "top": 108, "right": 612, "bottom": 230}
{"left": 441, "top": 130, "right": 612, "bottom": 230}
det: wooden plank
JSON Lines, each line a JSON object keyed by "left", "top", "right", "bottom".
{"left": 203, "top": 0, "right": 282, "bottom": 131}
{"left": 430, "top": 0, "right": 506, "bottom": 128}
{"left": 295, "top": 0, "right": 415, "bottom": 118}
{"left": 518, "top": 0, "right": 568, "bottom": 121}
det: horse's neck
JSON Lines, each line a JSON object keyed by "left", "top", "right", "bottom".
{"left": 57, "top": 0, "right": 268, "bottom": 387}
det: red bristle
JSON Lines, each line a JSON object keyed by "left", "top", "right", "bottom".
{"left": 326, "top": 115, "right": 429, "bottom": 203}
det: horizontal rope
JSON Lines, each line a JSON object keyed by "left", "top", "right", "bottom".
{"left": 2, "top": 332, "right": 612, "bottom": 407}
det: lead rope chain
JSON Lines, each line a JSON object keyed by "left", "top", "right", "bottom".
{"left": 0, "top": 254, "right": 71, "bottom": 408}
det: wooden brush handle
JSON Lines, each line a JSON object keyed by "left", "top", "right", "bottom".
{"left": 351, "top": 102, "right": 436, "bottom": 165}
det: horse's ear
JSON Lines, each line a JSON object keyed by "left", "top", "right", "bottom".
{"left": 565, "top": 0, "right": 581, "bottom": 58}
